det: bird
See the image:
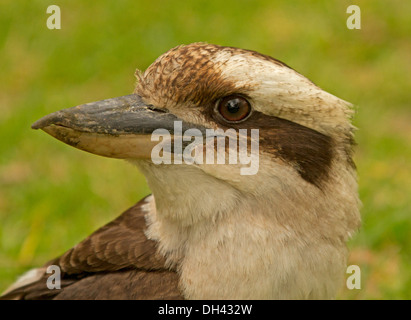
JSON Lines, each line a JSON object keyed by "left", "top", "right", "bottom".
{"left": 1, "top": 43, "right": 361, "bottom": 300}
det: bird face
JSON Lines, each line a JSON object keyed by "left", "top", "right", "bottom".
{"left": 31, "top": 43, "right": 361, "bottom": 299}
{"left": 33, "top": 43, "right": 358, "bottom": 224}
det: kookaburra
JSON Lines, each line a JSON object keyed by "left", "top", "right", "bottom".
{"left": 2, "top": 43, "right": 360, "bottom": 300}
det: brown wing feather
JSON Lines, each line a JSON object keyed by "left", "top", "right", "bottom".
{"left": 1, "top": 195, "right": 183, "bottom": 300}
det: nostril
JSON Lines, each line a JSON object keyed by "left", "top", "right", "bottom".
{"left": 146, "top": 105, "right": 168, "bottom": 113}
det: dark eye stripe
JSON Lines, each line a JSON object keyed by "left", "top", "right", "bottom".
{"left": 214, "top": 110, "right": 336, "bottom": 188}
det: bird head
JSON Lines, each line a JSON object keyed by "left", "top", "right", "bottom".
{"left": 32, "top": 43, "right": 361, "bottom": 299}
{"left": 33, "top": 42, "right": 359, "bottom": 226}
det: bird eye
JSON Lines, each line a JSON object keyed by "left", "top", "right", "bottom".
{"left": 217, "top": 95, "right": 251, "bottom": 122}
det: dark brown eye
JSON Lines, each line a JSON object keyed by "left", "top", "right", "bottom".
{"left": 217, "top": 95, "right": 251, "bottom": 122}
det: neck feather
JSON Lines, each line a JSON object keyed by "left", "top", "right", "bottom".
{"left": 132, "top": 160, "right": 360, "bottom": 299}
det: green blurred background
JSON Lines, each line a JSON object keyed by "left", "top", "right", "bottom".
{"left": 0, "top": 0, "right": 410, "bottom": 299}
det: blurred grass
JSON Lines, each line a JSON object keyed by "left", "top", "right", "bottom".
{"left": 0, "top": 0, "right": 410, "bottom": 299}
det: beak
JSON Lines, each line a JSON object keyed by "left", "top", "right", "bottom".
{"left": 32, "top": 94, "right": 205, "bottom": 159}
